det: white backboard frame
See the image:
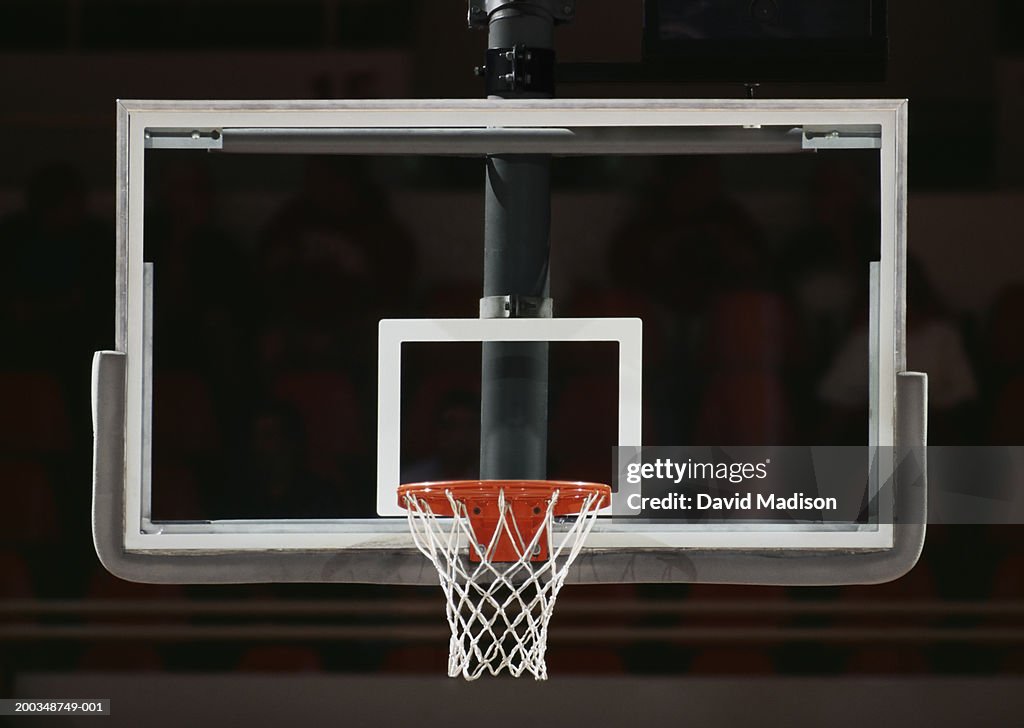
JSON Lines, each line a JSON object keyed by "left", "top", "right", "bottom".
{"left": 113, "top": 98, "right": 906, "bottom": 555}
{"left": 375, "top": 317, "right": 643, "bottom": 517}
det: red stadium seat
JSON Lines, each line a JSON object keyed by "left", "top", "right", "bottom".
{"left": 832, "top": 561, "right": 938, "bottom": 633}
{"left": 837, "top": 560, "right": 937, "bottom": 600}
{"left": 685, "top": 583, "right": 790, "bottom": 627}
{"left": 555, "top": 584, "right": 639, "bottom": 626}
{"left": 689, "top": 648, "right": 775, "bottom": 674}
{"left": 984, "top": 555, "right": 1024, "bottom": 669}
{"left": 85, "top": 568, "right": 186, "bottom": 624}
{"left": 0, "top": 549, "right": 34, "bottom": 597}
{"left": 991, "top": 554, "right": 1024, "bottom": 598}
{"left": 238, "top": 646, "right": 323, "bottom": 672}
{"left": 845, "top": 648, "right": 930, "bottom": 673}
{"left": 986, "top": 284, "right": 1024, "bottom": 372}
{"left": 545, "top": 647, "right": 626, "bottom": 673}
{"left": 86, "top": 568, "right": 186, "bottom": 601}
{"left": 78, "top": 645, "right": 164, "bottom": 671}
{"left": 0, "top": 460, "right": 59, "bottom": 545}
{"left": 381, "top": 645, "right": 449, "bottom": 673}
{"left": 991, "top": 376, "right": 1024, "bottom": 444}
{"left": 1002, "top": 649, "right": 1024, "bottom": 672}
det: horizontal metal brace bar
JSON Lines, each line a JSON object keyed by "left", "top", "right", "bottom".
{"left": 210, "top": 126, "right": 810, "bottom": 156}
{"left": 139, "top": 126, "right": 884, "bottom": 155}
{"left": 144, "top": 129, "right": 223, "bottom": 149}
{"left": 802, "top": 125, "right": 882, "bottom": 150}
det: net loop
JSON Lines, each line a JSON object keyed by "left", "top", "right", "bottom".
{"left": 400, "top": 480, "right": 609, "bottom": 680}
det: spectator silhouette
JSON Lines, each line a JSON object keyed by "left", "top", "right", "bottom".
{"left": 221, "top": 401, "right": 340, "bottom": 519}
{"left": 145, "top": 158, "right": 248, "bottom": 403}
{"left": 783, "top": 158, "right": 878, "bottom": 372}
{"left": 690, "top": 202, "right": 798, "bottom": 444}
{"left": 0, "top": 163, "right": 111, "bottom": 369}
{"left": 401, "top": 389, "right": 479, "bottom": 483}
{"left": 984, "top": 283, "right": 1024, "bottom": 444}
{"left": 818, "top": 256, "right": 977, "bottom": 443}
{"left": 607, "top": 157, "right": 728, "bottom": 313}
{"left": 255, "top": 156, "right": 416, "bottom": 371}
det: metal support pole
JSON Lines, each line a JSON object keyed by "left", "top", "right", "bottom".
{"left": 480, "top": 156, "right": 551, "bottom": 479}
{"left": 477, "top": 2, "right": 563, "bottom": 480}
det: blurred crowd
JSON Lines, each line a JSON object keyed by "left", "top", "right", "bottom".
{"left": 1, "top": 152, "right": 1023, "bottom": 675}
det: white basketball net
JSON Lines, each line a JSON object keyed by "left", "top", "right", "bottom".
{"left": 402, "top": 486, "right": 605, "bottom": 680}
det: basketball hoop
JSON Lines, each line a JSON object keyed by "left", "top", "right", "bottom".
{"left": 398, "top": 480, "right": 610, "bottom": 680}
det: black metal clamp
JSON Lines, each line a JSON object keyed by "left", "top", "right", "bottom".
{"left": 479, "top": 294, "right": 553, "bottom": 318}
{"left": 479, "top": 45, "right": 556, "bottom": 96}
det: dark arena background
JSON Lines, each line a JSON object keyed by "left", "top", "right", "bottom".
{"left": 2, "top": 1, "right": 1024, "bottom": 726}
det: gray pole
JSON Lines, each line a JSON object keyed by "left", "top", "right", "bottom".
{"left": 480, "top": 155, "right": 551, "bottom": 480}
{"left": 476, "top": 1, "right": 566, "bottom": 481}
